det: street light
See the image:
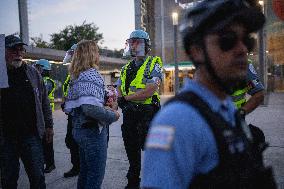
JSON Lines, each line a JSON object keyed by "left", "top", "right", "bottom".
{"left": 172, "top": 12, "right": 179, "bottom": 95}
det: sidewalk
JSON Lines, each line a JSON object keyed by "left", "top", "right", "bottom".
{"left": 246, "top": 92, "right": 284, "bottom": 189}
{"left": 15, "top": 93, "right": 284, "bottom": 188}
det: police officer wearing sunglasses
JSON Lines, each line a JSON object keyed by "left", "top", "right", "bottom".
{"left": 142, "top": 0, "right": 276, "bottom": 189}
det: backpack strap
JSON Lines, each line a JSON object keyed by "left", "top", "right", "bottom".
{"left": 165, "top": 91, "right": 246, "bottom": 159}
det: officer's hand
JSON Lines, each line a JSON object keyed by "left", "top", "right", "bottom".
{"left": 45, "top": 128, "right": 54, "bottom": 143}
{"left": 117, "top": 96, "right": 127, "bottom": 109}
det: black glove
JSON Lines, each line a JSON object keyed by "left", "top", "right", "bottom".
{"left": 117, "top": 96, "right": 127, "bottom": 109}
{"left": 61, "top": 102, "right": 65, "bottom": 112}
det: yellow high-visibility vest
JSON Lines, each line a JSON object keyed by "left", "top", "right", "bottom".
{"left": 120, "top": 56, "right": 162, "bottom": 105}
{"left": 63, "top": 74, "right": 70, "bottom": 97}
{"left": 231, "top": 87, "right": 248, "bottom": 109}
{"left": 44, "top": 77, "right": 56, "bottom": 112}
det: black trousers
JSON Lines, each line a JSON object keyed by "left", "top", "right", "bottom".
{"left": 121, "top": 104, "right": 158, "bottom": 184}
{"left": 65, "top": 115, "right": 80, "bottom": 170}
{"left": 42, "top": 135, "right": 54, "bottom": 167}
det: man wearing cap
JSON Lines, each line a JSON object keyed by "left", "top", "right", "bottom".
{"left": 0, "top": 35, "right": 53, "bottom": 189}
{"left": 142, "top": 1, "right": 276, "bottom": 188}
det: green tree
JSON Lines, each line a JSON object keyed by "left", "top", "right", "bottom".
{"left": 50, "top": 21, "right": 103, "bottom": 51}
{"left": 30, "top": 35, "right": 50, "bottom": 48}
{"left": 99, "top": 48, "right": 123, "bottom": 58}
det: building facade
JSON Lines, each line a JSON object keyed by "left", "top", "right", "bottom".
{"left": 134, "top": 0, "right": 284, "bottom": 93}
{"left": 266, "top": 0, "right": 284, "bottom": 92}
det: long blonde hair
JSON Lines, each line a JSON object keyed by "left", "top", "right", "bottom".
{"left": 69, "top": 40, "right": 100, "bottom": 79}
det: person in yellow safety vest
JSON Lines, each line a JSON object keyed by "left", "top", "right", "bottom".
{"left": 231, "top": 60, "right": 266, "bottom": 152}
{"left": 44, "top": 77, "right": 56, "bottom": 111}
{"left": 63, "top": 74, "right": 70, "bottom": 98}
{"left": 35, "top": 59, "right": 56, "bottom": 111}
{"left": 231, "top": 60, "right": 264, "bottom": 111}
{"left": 61, "top": 44, "right": 80, "bottom": 178}
{"left": 34, "top": 58, "right": 56, "bottom": 173}
{"left": 116, "top": 29, "right": 163, "bottom": 189}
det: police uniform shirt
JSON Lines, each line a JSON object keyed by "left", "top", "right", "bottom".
{"left": 247, "top": 63, "right": 264, "bottom": 95}
{"left": 141, "top": 79, "right": 237, "bottom": 189}
{"left": 115, "top": 57, "right": 163, "bottom": 87}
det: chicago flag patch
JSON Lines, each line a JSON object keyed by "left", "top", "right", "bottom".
{"left": 146, "top": 125, "right": 175, "bottom": 150}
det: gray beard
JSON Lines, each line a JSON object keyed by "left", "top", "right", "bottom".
{"left": 10, "top": 60, "right": 23, "bottom": 68}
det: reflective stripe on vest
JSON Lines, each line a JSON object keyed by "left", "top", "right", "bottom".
{"left": 231, "top": 87, "right": 248, "bottom": 109}
{"left": 43, "top": 77, "right": 56, "bottom": 111}
{"left": 120, "top": 56, "right": 163, "bottom": 104}
{"left": 63, "top": 74, "right": 71, "bottom": 97}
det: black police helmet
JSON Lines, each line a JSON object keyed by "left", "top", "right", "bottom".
{"left": 180, "top": 0, "right": 265, "bottom": 54}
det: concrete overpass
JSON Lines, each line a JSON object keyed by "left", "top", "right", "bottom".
{"left": 24, "top": 46, "right": 127, "bottom": 73}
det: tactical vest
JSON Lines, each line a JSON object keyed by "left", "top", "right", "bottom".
{"left": 231, "top": 87, "right": 248, "bottom": 109}
{"left": 44, "top": 77, "right": 56, "bottom": 112}
{"left": 166, "top": 92, "right": 276, "bottom": 189}
{"left": 120, "top": 56, "right": 162, "bottom": 105}
{"left": 63, "top": 74, "right": 71, "bottom": 97}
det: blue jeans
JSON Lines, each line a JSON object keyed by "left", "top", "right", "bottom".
{"left": 73, "top": 126, "right": 108, "bottom": 189}
{"left": 0, "top": 136, "right": 46, "bottom": 189}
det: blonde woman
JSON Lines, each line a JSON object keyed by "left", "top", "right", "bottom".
{"left": 64, "top": 40, "right": 119, "bottom": 189}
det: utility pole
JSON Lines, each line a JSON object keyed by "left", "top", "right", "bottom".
{"left": 18, "top": 0, "right": 29, "bottom": 45}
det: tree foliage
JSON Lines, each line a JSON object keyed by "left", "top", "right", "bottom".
{"left": 30, "top": 36, "right": 50, "bottom": 48}
{"left": 99, "top": 48, "right": 124, "bottom": 58}
{"left": 49, "top": 21, "right": 103, "bottom": 51}
{"left": 29, "top": 21, "right": 124, "bottom": 58}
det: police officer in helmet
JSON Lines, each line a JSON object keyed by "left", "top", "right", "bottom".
{"left": 61, "top": 44, "right": 80, "bottom": 178}
{"left": 35, "top": 59, "right": 56, "bottom": 112}
{"left": 35, "top": 59, "right": 56, "bottom": 173}
{"left": 116, "top": 30, "right": 163, "bottom": 189}
{"left": 142, "top": 0, "right": 276, "bottom": 188}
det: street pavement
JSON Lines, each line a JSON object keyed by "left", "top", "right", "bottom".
{"left": 16, "top": 93, "right": 284, "bottom": 189}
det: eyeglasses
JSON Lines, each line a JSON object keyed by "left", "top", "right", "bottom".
{"left": 218, "top": 31, "right": 255, "bottom": 52}
{"left": 7, "top": 47, "right": 26, "bottom": 54}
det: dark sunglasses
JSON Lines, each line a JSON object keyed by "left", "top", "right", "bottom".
{"left": 218, "top": 32, "right": 255, "bottom": 52}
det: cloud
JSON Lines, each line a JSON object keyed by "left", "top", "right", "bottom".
{"left": 28, "top": 0, "right": 134, "bottom": 50}
{"left": 30, "top": 0, "right": 93, "bottom": 20}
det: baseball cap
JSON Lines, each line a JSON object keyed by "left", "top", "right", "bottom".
{"left": 5, "top": 35, "right": 27, "bottom": 48}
